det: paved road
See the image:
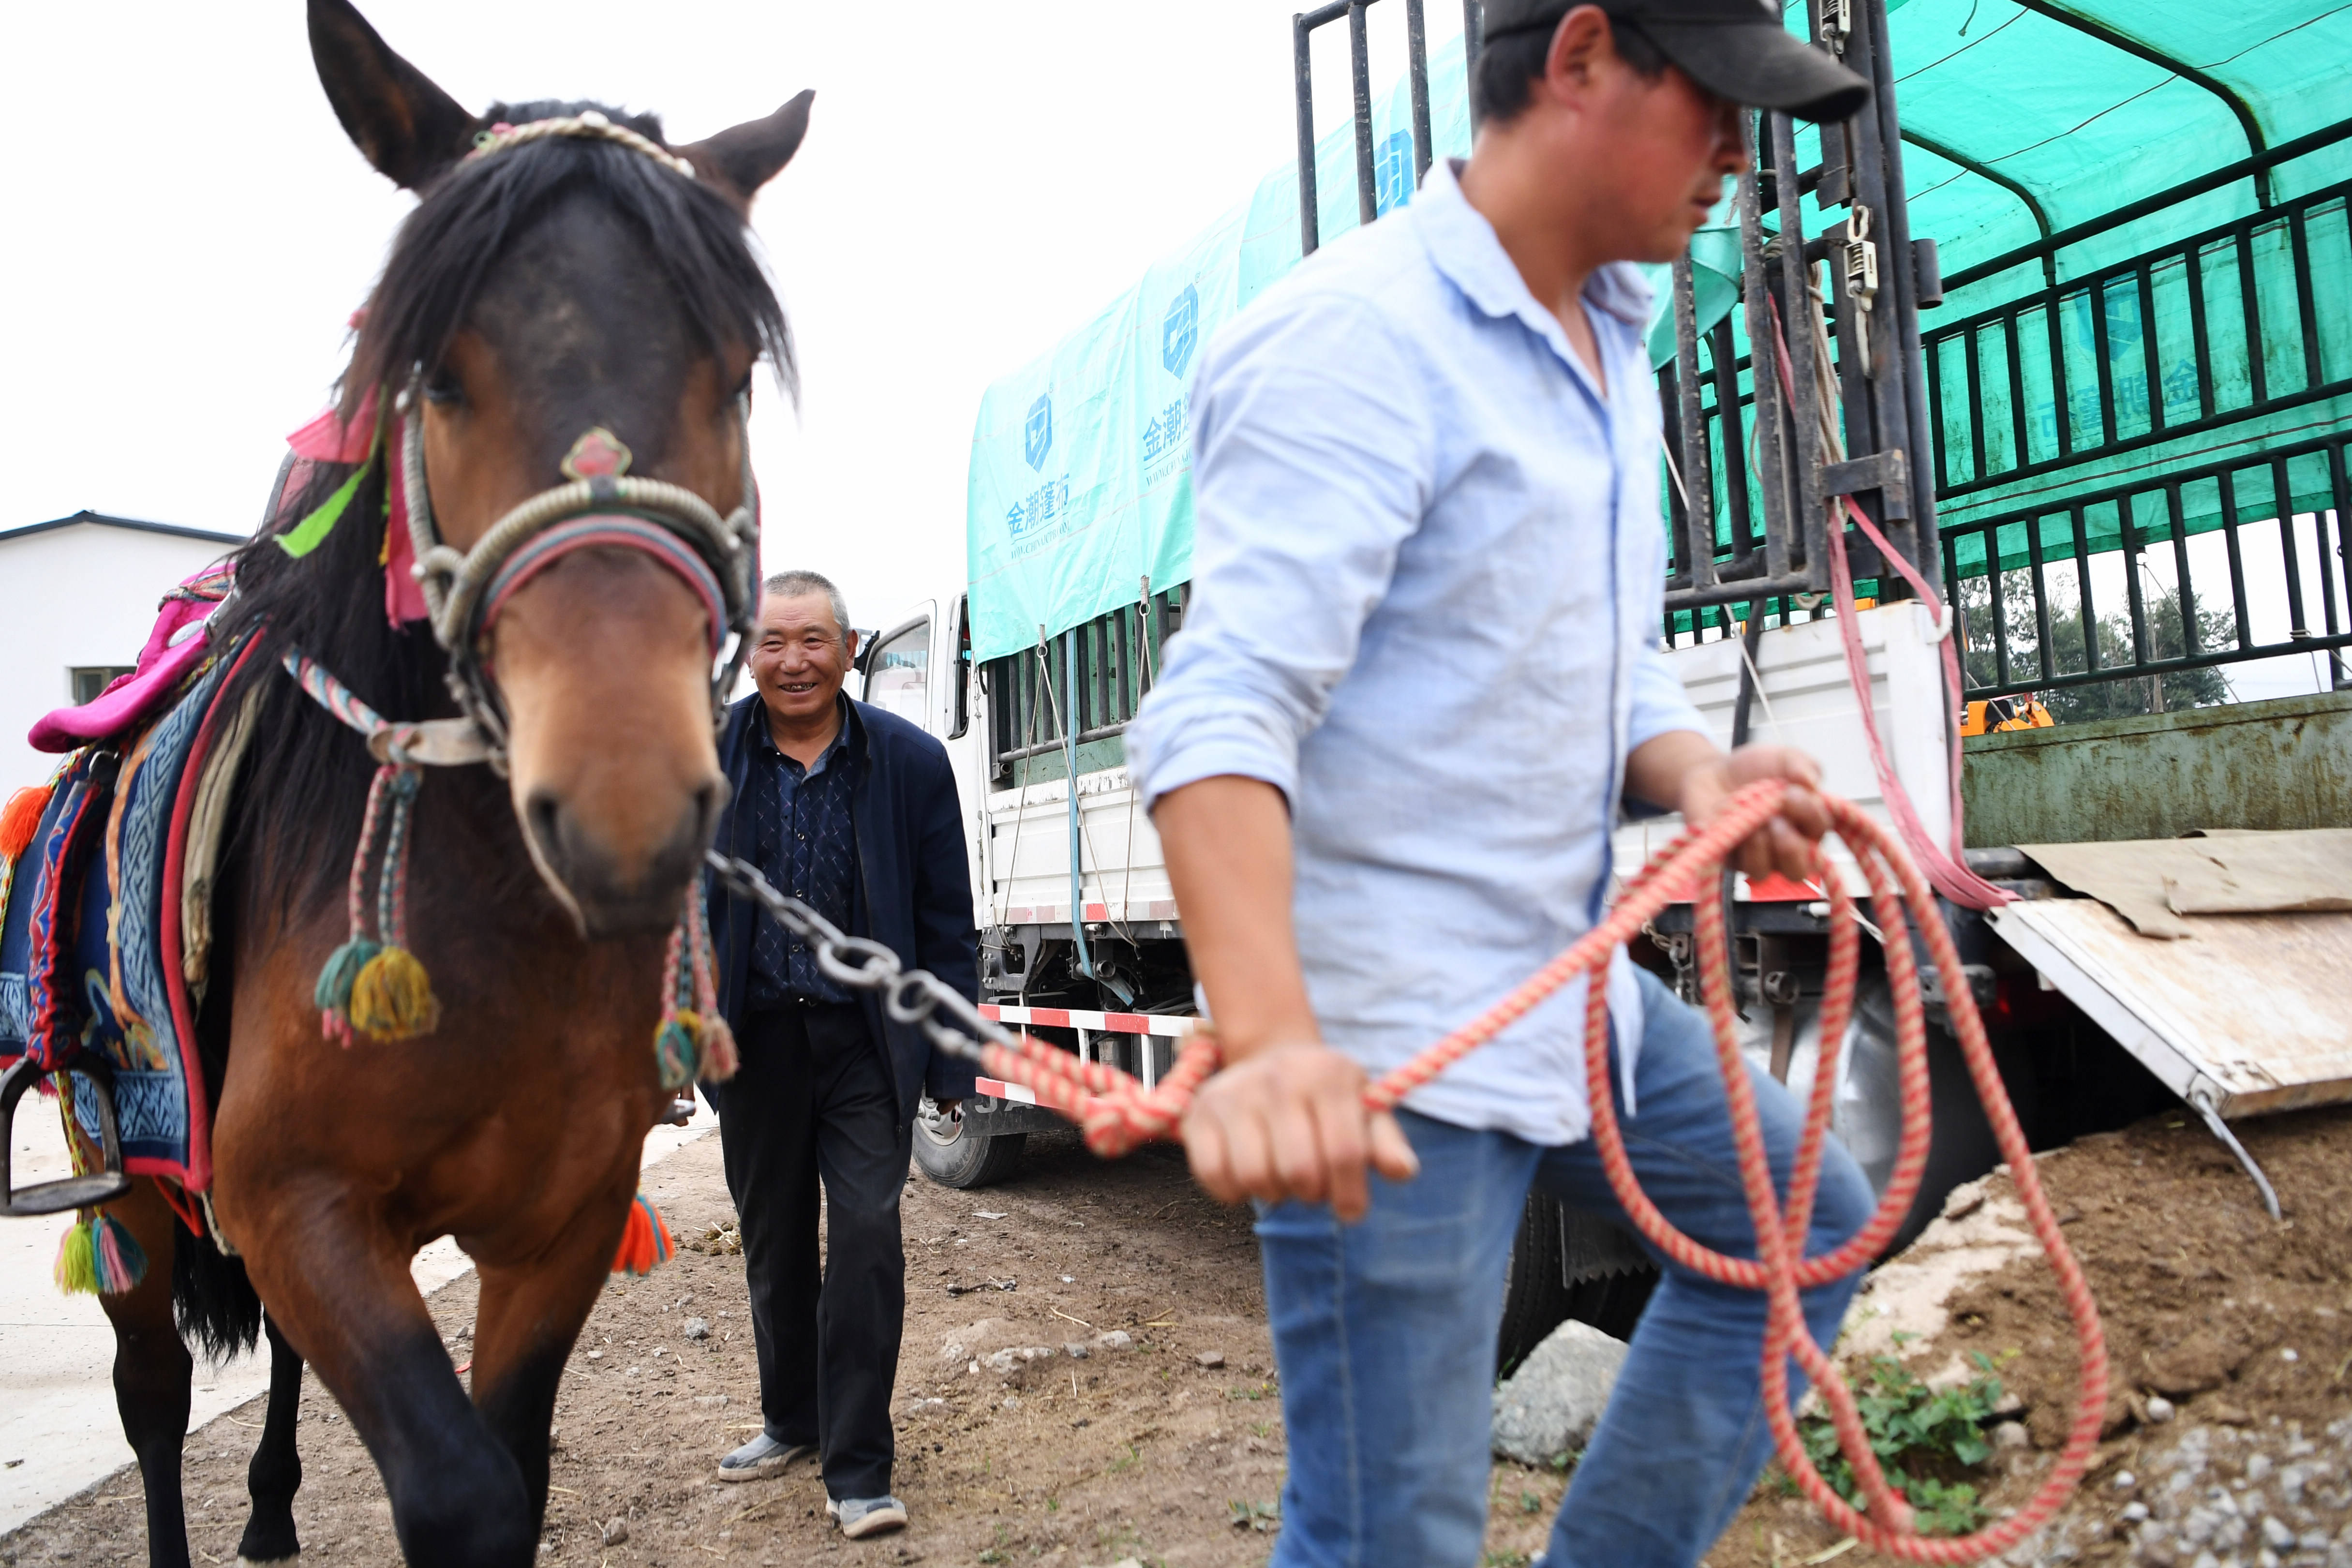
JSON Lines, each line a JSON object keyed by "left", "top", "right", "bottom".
{"left": 0, "top": 1093, "right": 718, "bottom": 1532}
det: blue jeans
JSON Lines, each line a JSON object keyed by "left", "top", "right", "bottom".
{"left": 1256, "top": 969, "right": 1875, "bottom": 1568}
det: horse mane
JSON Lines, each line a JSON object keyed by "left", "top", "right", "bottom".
{"left": 209, "top": 100, "right": 792, "bottom": 924}
{"left": 340, "top": 99, "right": 795, "bottom": 421}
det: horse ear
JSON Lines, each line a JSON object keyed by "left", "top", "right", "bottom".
{"left": 308, "top": 0, "right": 478, "bottom": 190}
{"left": 680, "top": 91, "right": 815, "bottom": 210}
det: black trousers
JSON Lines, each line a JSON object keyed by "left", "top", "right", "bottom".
{"left": 706, "top": 1002, "right": 908, "bottom": 1500}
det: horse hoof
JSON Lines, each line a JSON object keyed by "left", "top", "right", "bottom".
{"left": 237, "top": 1556, "right": 300, "bottom": 1567}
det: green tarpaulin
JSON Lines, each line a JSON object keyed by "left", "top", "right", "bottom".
{"left": 964, "top": 40, "right": 1488, "bottom": 665}
{"left": 965, "top": 34, "right": 1743, "bottom": 662}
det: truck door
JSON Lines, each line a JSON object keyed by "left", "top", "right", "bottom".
{"left": 862, "top": 607, "right": 937, "bottom": 733}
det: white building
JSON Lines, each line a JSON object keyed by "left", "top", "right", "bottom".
{"left": 0, "top": 511, "right": 245, "bottom": 796}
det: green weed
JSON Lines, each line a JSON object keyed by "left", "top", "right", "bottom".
{"left": 1793, "top": 1352, "right": 2007, "bottom": 1536}
{"left": 1228, "top": 1498, "right": 1282, "bottom": 1534}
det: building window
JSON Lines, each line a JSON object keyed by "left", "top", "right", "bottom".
{"left": 70, "top": 666, "right": 136, "bottom": 706}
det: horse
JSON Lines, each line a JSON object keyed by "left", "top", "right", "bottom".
{"left": 66, "top": 3, "right": 811, "bottom": 1562}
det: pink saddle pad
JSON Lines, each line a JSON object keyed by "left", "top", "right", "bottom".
{"left": 29, "top": 566, "right": 233, "bottom": 753}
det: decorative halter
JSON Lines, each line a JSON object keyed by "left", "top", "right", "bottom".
{"left": 274, "top": 107, "right": 751, "bottom": 1112}
{"left": 401, "top": 407, "right": 759, "bottom": 769}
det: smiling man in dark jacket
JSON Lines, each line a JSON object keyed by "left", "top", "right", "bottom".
{"left": 700, "top": 569, "right": 978, "bottom": 1539}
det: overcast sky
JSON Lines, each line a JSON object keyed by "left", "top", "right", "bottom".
{"left": 3, "top": 0, "right": 1465, "bottom": 632}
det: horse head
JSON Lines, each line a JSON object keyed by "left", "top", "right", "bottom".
{"left": 310, "top": 0, "right": 810, "bottom": 937}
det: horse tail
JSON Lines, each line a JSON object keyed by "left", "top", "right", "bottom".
{"left": 172, "top": 1209, "right": 264, "bottom": 1362}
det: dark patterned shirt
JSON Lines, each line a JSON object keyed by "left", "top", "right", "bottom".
{"left": 743, "top": 699, "right": 860, "bottom": 1008}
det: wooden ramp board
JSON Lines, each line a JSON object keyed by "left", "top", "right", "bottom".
{"left": 1987, "top": 898, "right": 2352, "bottom": 1119}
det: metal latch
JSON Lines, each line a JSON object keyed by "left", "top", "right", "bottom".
{"left": 1820, "top": 0, "right": 1852, "bottom": 55}
{"left": 1845, "top": 204, "right": 1880, "bottom": 358}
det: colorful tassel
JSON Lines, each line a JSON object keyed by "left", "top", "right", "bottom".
{"left": 655, "top": 1013, "right": 700, "bottom": 1092}
{"left": 653, "top": 892, "right": 736, "bottom": 1090}
{"left": 54, "top": 1211, "right": 147, "bottom": 1297}
{"left": 54, "top": 1218, "right": 95, "bottom": 1294}
{"left": 313, "top": 762, "right": 436, "bottom": 1045}
{"left": 0, "top": 782, "right": 50, "bottom": 860}
{"left": 314, "top": 936, "right": 381, "bottom": 1044}
{"left": 698, "top": 1014, "right": 739, "bottom": 1082}
{"left": 93, "top": 1213, "right": 147, "bottom": 1293}
{"left": 349, "top": 945, "right": 440, "bottom": 1040}
{"left": 611, "top": 1193, "right": 674, "bottom": 1276}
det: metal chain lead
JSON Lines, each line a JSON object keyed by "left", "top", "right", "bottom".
{"left": 703, "top": 851, "right": 1013, "bottom": 1066}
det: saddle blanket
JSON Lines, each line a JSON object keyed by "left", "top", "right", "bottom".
{"left": 2, "top": 630, "right": 257, "bottom": 1195}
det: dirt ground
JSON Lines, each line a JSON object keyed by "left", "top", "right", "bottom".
{"left": 1707, "top": 1105, "right": 2352, "bottom": 1568}
{"left": 5, "top": 1106, "right": 2350, "bottom": 1568}
{"left": 0, "top": 1128, "right": 1296, "bottom": 1568}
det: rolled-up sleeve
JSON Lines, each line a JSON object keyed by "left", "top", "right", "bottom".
{"left": 1128, "top": 291, "right": 1434, "bottom": 812}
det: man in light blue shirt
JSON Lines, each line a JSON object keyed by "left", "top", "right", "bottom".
{"left": 1127, "top": 3, "right": 1876, "bottom": 1563}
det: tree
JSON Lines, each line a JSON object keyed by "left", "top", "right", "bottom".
{"left": 1955, "top": 572, "right": 2231, "bottom": 723}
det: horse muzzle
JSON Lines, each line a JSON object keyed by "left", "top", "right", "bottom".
{"left": 522, "top": 775, "right": 728, "bottom": 938}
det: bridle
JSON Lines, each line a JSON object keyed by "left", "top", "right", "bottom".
{"left": 399, "top": 390, "right": 759, "bottom": 770}
{"left": 391, "top": 110, "right": 762, "bottom": 773}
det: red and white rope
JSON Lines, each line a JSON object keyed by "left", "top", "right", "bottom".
{"left": 975, "top": 780, "right": 2104, "bottom": 1562}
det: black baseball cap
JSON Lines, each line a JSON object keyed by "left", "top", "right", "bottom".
{"left": 1480, "top": 0, "right": 1871, "bottom": 122}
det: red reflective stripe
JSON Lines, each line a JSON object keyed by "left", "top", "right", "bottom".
{"left": 1745, "top": 873, "right": 1824, "bottom": 903}
{"left": 978, "top": 1003, "right": 1197, "bottom": 1036}
{"left": 1084, "top": 903, "right": 1109, "bottom": 921}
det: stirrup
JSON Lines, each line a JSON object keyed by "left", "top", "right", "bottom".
{"left": 0, "top": 1055, "right": 135, "bottom": 1217}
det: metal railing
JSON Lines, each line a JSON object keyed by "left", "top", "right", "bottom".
{"left": 1945, "top": 430, "right": 2352, "bottom": 702}
{"left": 984, "top": 588, "right": 1185, "bottom": 781}
{"left": 1291, "top": 0, "right": 1483, "bottom": 258}
{"left": 1648, "top": 0, "right": 1936, "bottom": 620}
{"left": 1926, "top": 178, "right": 2352, "bottom": 502}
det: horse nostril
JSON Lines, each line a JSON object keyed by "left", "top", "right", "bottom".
{"left": 525, "top": 789, "right": 566, "bottom": 866}
{"left": 691, "top": 777, "right": 729, "bottom": 845}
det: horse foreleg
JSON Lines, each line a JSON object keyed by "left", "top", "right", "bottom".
{"left": 233, "top": 1315, "right": 305, "bottom": 1566}
{"left": 468, "top": 1186, "right": 637, "bottom": 1542}
{"left": 96, "top": 1180, "right": 194, "bottom": 1568}
{"left": 238, "top": 1207, "right": 535, "bottom": 1568}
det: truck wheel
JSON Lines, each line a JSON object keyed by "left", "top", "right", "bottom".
{"left": 911, "top": 1098, "right": 1027, "bottom": 1189}
{"left": 1496, "top": 1192, "right": 1658, "bottom": 1375}
{"left": 1834, "top": 984, "right": 2037, "bottom": 1256}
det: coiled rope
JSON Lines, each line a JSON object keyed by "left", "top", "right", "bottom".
{"left": 979, "top": 781, "right": 2106, "bottom": 1561}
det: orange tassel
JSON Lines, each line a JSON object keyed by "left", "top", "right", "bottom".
{"left": 610, "top": 1193, "right": 674, "bottom": 1276}
{"left": 0, "top": 783, "right": 51, "bottom": 861}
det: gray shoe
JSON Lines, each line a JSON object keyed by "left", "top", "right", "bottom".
{"left": 826, "top": 1494, "right": 908, "bottom": 1539}
{"left": 715, "top": 1432, "right": 815, "bottom": 1483}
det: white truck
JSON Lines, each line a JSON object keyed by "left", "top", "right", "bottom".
{"left": 857, "top": 0, "right": 2352, "bottom": 1368}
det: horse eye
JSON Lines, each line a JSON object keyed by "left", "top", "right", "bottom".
{"left": 422, "top": 369, "right": 464, "bottom": 406}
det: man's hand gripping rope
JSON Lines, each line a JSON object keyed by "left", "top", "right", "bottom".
{"left": 705, "top": 789, "right": 2105, "bottom": 1563}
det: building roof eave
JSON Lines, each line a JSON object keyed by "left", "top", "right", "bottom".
{"left": 0, "top": 510, "right": 246, "bottom": 548}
